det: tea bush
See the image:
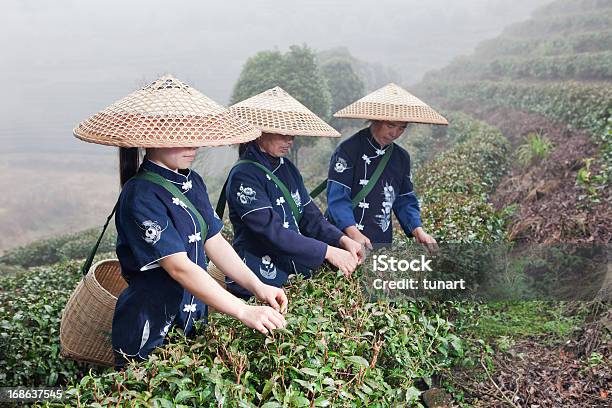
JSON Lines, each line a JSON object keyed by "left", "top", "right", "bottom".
{"left": 1, "top": 113, "right": 508, "bottom": 406}
{"left": 0, "top": 225, "right": 117, "bottom": 269}
{"left": 0, "top": 260, "right": 85, "bottom": 387}
{"left": 58, "top": 271, "right": 468, "bottom": 407}
{"left": 421, "top": 80, "right": 612, "bottom": 137}
{"left": 414, "top": 113, "right": 511, "bottom": 243}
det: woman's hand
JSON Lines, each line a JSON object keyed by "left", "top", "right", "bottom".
{"left": 237, "top": 304, "right": 287, "bottom": 335}
{"left": 339, "top": 235, "right": 365, "bottom": 264}
{"left": 344, "top": 225, "right": 373, "bottom": 250}
{"left": 253, "top": 283, "right": 288, "bottom": 314}
{"left": 413, "top": 227, "right": 438, "bottom": 252}
{"left": 325, "top": 245, "right": 358, "bottom": 277}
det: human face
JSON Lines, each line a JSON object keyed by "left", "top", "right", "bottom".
{"left": 146, "top": 147, "right": 198, "bottom": 171}
{"left": 370, "top": 121, "right": 408, "bottom": 147}
{"left": 257, "top": 133, "right": 295, "bottom": 157}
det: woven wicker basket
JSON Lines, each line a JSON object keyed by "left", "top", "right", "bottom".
{"left": 207, "top": 263, "right": 226, "bottom": 314}
{"left": 60, "top": 259, "right": 127, "bottom": 367}
{"left": 60, "top": 260, "right": 227, "bottom": 366}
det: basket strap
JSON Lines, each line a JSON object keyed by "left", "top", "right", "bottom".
{"left": 81, "top": 201, "right": 118, "bottom": 276}
{"left": 216, "top": 160, "right": 302, "bottom": 223}
{"left": 308, "top": 144, "right": 394, "bottom": 208}
{"left": 135, "top": 171, "right": 208, "bottom": 242}
{"left": 351, "top": 144, "right": 394, "bottom": 207}
{"left": 309, "top": 178, "right": 328, "bottom": 199}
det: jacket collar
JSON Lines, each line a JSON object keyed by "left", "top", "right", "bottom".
{"left": 141, "top": 158, "right": 192, "bottom": 186}
{"left": 241, "top": 141, "right": 284, "bottom": 172}
{"left": 362, "top": 127, "right": 392, "bottom": 155}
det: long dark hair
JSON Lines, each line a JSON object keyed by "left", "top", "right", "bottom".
{"left": 119, "top": 147, "right": 140, "bottom": 187}
{"left": 238, "top": 142, "right": 250, "bottom": 158}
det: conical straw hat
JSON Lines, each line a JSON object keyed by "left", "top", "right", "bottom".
{"left": 334, "top": 83, "right": 448, "bottom": 125}
{"left": 229, "top": 87, "right": 340, "bottom": 137}
{"left": 74, "top": 75, "right": 261, "bottom": 147}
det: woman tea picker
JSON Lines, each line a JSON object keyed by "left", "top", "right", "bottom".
{"left": 73, "top": 75, "right": 288, "bottom": 368}
{"left": 217, "top": 87, "right": 364, "bottom": 298}
{"left": 325, "top": 83, "right": 448, "bottom": 250}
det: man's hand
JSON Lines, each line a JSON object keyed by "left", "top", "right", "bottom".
{"left": 413, "top": 227, "right": 438, "bottom": 252}
{"left": 344, "top": 225, "right": 373, "bottom": 250}
{"left": 253, "top": 283, "right": 288, "bottom": 314}
{"left": 325, "top": 246, "right": 358, "bottom": 277}
{"left": 339, "top": 235, "right": 365, "bottom": 264}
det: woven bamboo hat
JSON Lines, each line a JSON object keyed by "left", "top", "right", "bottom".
{"left": 229, "top": 86, "right": 340, "bottom": 137}
{"left": 74, "top": 75, "right": 261, "bottom": 147}
{"left": 334, "top": 83, "right": 448, "bottom": 125}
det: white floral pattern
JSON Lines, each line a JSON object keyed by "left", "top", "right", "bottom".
{"left": 375, "top": 182, "right": 395, "bottom": 232}
{"left": 334, "top": 157, "right": 349, "bottom": 173}
{"left": 237, "top": 184, "right": 257, "bottom": 205}
{"left": 183, "top": 303, "right": 197, "bottom": 313}
{"left": 181, "top": 180, "right": 193, "bottom": 191}
{"left": 188, "top": 232, "right": 201, "bottom": 243}
{"left": 259, "top": 255, "right": 277, "bottom": 280}
{"left": 138, "top": 220, "right": 168, "bottom": 245}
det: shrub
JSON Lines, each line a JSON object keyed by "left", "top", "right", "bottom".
{"left": 0, "top": 226, "right": 117, "bottom": 269}
{"left": 516, "top": 131, "right": 554, "bottom": 166}
{"left": 61, "top": 271, "right": 468, "bottom": 406}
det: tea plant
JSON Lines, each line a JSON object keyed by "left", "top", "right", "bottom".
{"left": 516, "top": 131, "right": 554, "bottom": 167}
{"left": 53, "top": 271, "right": 470, "bottom": 407}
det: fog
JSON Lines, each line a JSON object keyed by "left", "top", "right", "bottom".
{"left": 1, "top": 0, "right": 549, "bottom": 154}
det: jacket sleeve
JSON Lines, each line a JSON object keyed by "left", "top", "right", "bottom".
{"left": 227, "top": 168, "right": 327, "bottom": 269}
{"left": 393, "top": 151, "right": 422, "bottom": 236}
{"left": 326, "top": 147, "right": 357, "bottom": 230}
{"left": 242, "top": 208, "right": 327, "bottom": 269}
{"left": 298, "top": 200, "right": 344, "bottom": 246}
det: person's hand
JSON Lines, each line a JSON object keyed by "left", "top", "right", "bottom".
{"left": 339, "top": 235, "right": 365, "bottom": 264}
{"left": 253, "top": 283, "right": 288, "bottom": 314}
{"left": 325, "top": 246, "right": 358, "bottom": 277}
{"left": 344, "top": 226, "right": 373, "bottom": 250}
{"left": 237, "top": 304, "right": 287, "bottom": 335}
{"left": 413, "top": 227, "right": 438, "bottom": 252}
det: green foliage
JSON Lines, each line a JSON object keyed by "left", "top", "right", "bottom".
{"left": 421, "top": 81, "right": 612, "bottom": 137}
{"left": 15, "top": 269, "right": 470, "bottom": 406}
{"left": 413, "top": 113, "right": 511, "bottom": 243}
{"left": 0, "top": 225, "right": 117, "bottom": 268}
{"left": 427, "top": 51, "right": 612, "bottom": 82}
{"left": 0, "top": 260, "right": 88, "bottom": 386}
{"left": 231, "top": 45, "right": 331, "bottom": 120}
{"left": 320, "top": 58, "right": 366, "bottom": 131}
{"left": 231, "top": 44, "right": 332, "bottom": 167}
{"left": 318, "top": 47, "right": 401, "bottom": 92}
{"left": 468, "top": 301, "right": 586, "bottom": 343}
{"left": 502, "top": 9, "right": 612, "bottom": 39}
{"left": 516, "top": 131, "right": 554, "bottom": 166}
{"left": 473, "top": 31, "right": 612, "bottom": 59}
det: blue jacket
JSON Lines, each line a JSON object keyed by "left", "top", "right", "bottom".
{"left": 112, "top": 159, "right": 223, "bottom": 367}
{"left": 226, "top": 142, "right": 344, "bottom": 297}
{"left": 326, "top": 127, "right": 422, "bottom": 245}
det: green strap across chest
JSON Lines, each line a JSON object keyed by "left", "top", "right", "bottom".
{"left": 81, "top": 170, "right": 209, "bottom": 276}
{"left": 135, "top": 171, "right": 208, "bottom": 242}
{"left": 216, "top": 160, "right": 302, "bottom": 223}
{"left": 309, "top": 143, "right": 395, "bottom": 209}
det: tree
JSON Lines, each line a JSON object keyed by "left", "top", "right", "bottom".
{"left": 231, "top": 45, "right": 332, "bottom": 167}
{"left": 320, "top": 57, "right": 366, "bottom": 131}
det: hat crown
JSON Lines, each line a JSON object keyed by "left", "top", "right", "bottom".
{"left": 333, "top": 82, "right": 448, "bottom": 125}
{"left": 229, "top": 86, "right": 340, "bottom": 137}
{"left": 73, "top": 74, "right": 261, "bottom": 147}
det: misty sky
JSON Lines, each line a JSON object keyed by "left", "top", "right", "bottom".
{"left": 1, "top": 0, "right": 549, "bottom": 154}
